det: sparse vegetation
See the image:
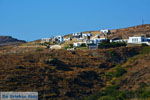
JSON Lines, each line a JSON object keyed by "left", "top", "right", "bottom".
{"left": 36, "top": 48, "right": 44, "bottom": 51}
{"left": 140, "top": 46, "right": 150, "bottom": 54}
{"left": 98, "top": 41, "right": 127, "bottom": 49}
{"left": 80, "top": 43, "right": 87, "bottom": 47}
{"left": 0, "top": 45, "right": 149, "bottom": 100}
{"left": 84, "top": 85, "right": 150, "bottom": 100}
{"left": 64, "top": 44, "right": 74, "bottom": 49}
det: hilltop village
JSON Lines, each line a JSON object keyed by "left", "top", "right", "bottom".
{"left": 40, "top": 28, "right": 150, "bottom": 50}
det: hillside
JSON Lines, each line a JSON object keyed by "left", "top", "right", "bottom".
{"left": 109, "top": 24, "right": 150, "bottom": 39}
{"left": 84, "top": 46, "right": 150, "bottom": 100}
{"left": 0, "top": 36, "right": 26, "bottom": 46}
{"left": 0, "top": 25, "right": 150, "bottom": 100}
{"left": 120, "top": 47, "right": 150, "bottom": 90}
{"left": 0, "top": 45, "right": 150, "bottom": 100}
{"left": 76, "top": 24, "right": 150, "bottom": 39}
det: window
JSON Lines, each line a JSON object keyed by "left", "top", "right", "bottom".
{"left": 132, "top": 38, "right": 139, "bottom": 43}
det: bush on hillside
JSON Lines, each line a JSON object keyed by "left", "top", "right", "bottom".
{"left": 36, "top": 48, "right": 44, "bottom": 51}
{"left": 114, "top": 67, "right": 127, "bottom": 77}
{"left": 83, "top": 85, "right": 150, "bottom": 100}
{"left": 44, "top": 58, "right": 73, "bottom": 71}
{"left": 105, "top": 66, "right": 127, "bottom": 79}
{"left": 98, "top": 96, "right": 115, "bottom": 100}
{"left": 140, "top": 46, "right": 150, "bottom": 54}
{"left": 98, "top": 41, "right": 127, "bottom": 49}
{"left": 141, "top": 43, "right": 149, "bottom": 47}
{"left": 80, "top": 43, "right": 87, "bottom": 47}
{"left": 64, "top": 44, "right": 74, "bottom": 49}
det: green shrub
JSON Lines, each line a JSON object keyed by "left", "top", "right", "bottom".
{"left": 104, "top": 85, "right": 119, "bottom": 96}
{"left": 140, "top": 91, "right": 150, "bottom": 98}
{"left": 98, "top": 42, "right": 127, "bottom": 49}
{"left": 116, "top": 91, "right": 127, "bottom": 100}
{"left": 41, "top": 42, "right": 51, "bottom": 46}
{"left": 69, "top": 44, "right": 74, "bottom": 48}
{"left": 80, "top": 43, "right": 87, "bottom": 47}
{"left": 64, "top": 44, "right": 74, "bottom": 49}
{"left": 98, "top": 96, "right": 116, "bottom": 100}
{"left": 83, "top": 86, "right": 150, "bottom": 100}
{"left": 105, "top": 72, "right": 114, "bottom": 80}
{"left": 106, "top": 51, "right": 121, "bottom": 63}
{"left": 36, "top": 48, "right": 44, "bottom": 51}
{"left": 114, "top": 67, "right": 127, "bottom": 77}
{"left": 83, "top": 92, "right": 102, "bottom": 100}
{"left": 105, "top": 66, "right": 127, "bottom": 78}
{"left": 137, "top": 86, "right": 150, "bottom": 99}
{"left": 142, "top": 43, "right": 149, "bottom": 47}
{"left": 140, "top": 46, "right": 150, "bottom": 54}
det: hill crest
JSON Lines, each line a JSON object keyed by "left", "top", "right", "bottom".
{"left": 0, "top": 36, "right": 26, "bottom": 46}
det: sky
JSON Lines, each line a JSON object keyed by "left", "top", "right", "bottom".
{"left": 0, "top": 0, "right": 150, "bottom": 41}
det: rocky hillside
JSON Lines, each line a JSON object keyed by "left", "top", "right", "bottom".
{"left": 0, "top": 46, "right": 150, "bottom": 100}
{"left": 0, "top": 36, "right": 26, "bottom": 46}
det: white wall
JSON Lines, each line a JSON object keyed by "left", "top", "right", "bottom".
{"left": 128, "top": 37, "right": 143, "bottom": 43}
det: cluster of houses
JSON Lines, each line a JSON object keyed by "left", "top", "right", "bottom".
{"left": 71, "top": 30, "right": 116, "bottom": 49}
{"left": 41, "top": 29, "right": 150, "bottom": 49}
{"left": 41, "top": 36, "right": 64, "bottom": 44}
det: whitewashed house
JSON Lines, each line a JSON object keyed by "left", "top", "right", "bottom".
{"left": 110, "top": 38, "right": 128, "bottom": 43}
{"left": 82, "top": 33, "right": 92, "bottom": 38}
{"left": 100, "top": 29, "right": 109, "bottom": 33}
{"left": 54, "top": 36, "right": 64, "bottom": 43}
{"left": 72, "top": 32, "right": 83, "bottom": 38}
{"left": 80, "top": 33, "right": 92, "bottom": 40}
{"left": 100, "top": 29, "right": 111, "bottom": 35}
{"left": 128, "top": 36, "right": 150, "bottom": 45}
{"left": 41, "top": 38, "right": 51, "bottom": 43}
{"left": 64, "top": 37, "right": 71, "bottom": 41}
{"left": 88, "top": 38, "right": 107, "bottom": 44}
{"left": 128, "top": 36, "right": 146, "bottom": 44}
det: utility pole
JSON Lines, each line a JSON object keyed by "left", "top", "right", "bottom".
{"left": 142, "top": 17, "right": 144, "bottom": 25}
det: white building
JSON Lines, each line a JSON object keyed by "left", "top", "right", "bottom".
{"left": 41, "top": 38, "right": 51, "bottom": 43}
{"left": 73, "top": 42, "right": 86, "bottom": 47}
{"left": 64, "top": 37, "right": 71, "bottom": 41}
{"left": 81, "top": 33, "right": 92, "bottom": 40}
{"left": 72, "top": 32, "right": 82, "bottom": 38}
{"left": 110, "top": 38, "right": 128, "bottom": 43}
{"left": 100, "top": 29, "right": 110, "bottom": 35}
{"left": 54, "top": 36, "right": 64, "bottom": 43}
{"left": 128, "top": 36, "right": 146, "bottom": 44}
{"left": 128, "top": 36, "right": 150, "bottom": 45}
{"left": 88, "top": 38, "right": 107, "bottom": 44}
{"left": 82, "top": 33, "right": 92, "bottom": 37}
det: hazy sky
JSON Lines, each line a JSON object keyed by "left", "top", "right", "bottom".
{"left": 0, "top": 0, "right": 150, "bottom": 41}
